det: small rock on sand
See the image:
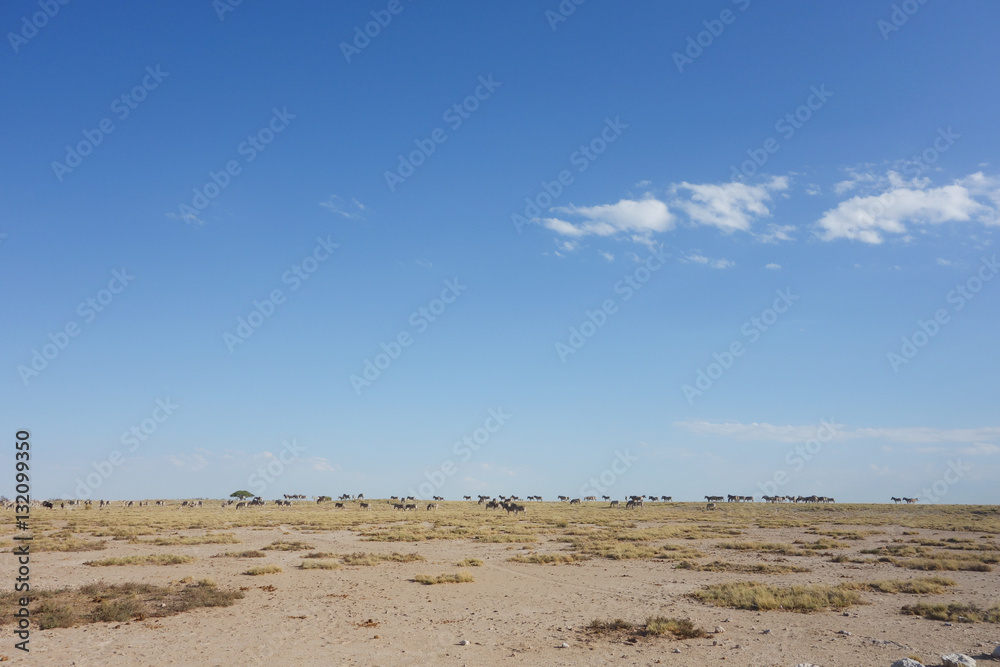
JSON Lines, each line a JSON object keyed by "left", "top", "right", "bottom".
{"left": 558, "top": 643, "right": 569, "bottom": 648}
{"left": 941, "top": 654, "right": 975, "bottom": 667}
{"left": 714, "top": 626, "right": 725, "bottom": 634}
{"left": 993, "top": 646, "right": 1000, "bottom": 659}
{"left": 890, "top": 659, "right": 924, "bottom": 667}
{"left": 458, "top": 640, "right": 469, "bottom": 646}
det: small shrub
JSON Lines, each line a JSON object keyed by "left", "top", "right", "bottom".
{"left": 244, "top": 565, "right": 282, "bottom": 576}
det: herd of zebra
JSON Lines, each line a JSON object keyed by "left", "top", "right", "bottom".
{"left": 8, "top": 494, "right": 929, "bottom": 510}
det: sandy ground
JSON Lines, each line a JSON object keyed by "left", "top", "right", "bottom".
{"left": 6, "top": 511, "right": 1000, "bottom": 666}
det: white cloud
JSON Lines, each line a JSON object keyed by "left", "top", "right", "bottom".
{"left": 545, "top": 197, "right": 675, "bottom": 240}
{"left": 600, "top": 251, "right": 614, "bottom": 262}
{"left": 816, "top": 172, "right": 1000, "bottom": 244}
{"left": 936, "top": 257, "right": 951, "bottom": 266}
{"left": 684, "top": 253, "right": 733, "bottom": 269}
{"left": 671, "top": 176, "right": 789, "bottom": 234}
{"left": 765, "top": 263, "right": 781, "bottom": 270}
{"left": 320, "top": 195, "right": 367, "bottom": 220}
{"left": 758, "top": 223, "right": 796, "bottom": 244}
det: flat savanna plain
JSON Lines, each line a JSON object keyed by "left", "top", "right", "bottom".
{"left": 3, "top": 502, "right": 1000, "bottom": 666}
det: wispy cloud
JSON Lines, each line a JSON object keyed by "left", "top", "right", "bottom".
{"left": 671, "top": 176, "right": 789, "bottom": 235}
{"left": 543, "top": 197, "right": 675, "bottom": 241}
{"left": 676, "top": 420, "right": 1000, "bottom": 445}
{"left": 320, "top": 195, "right": 367, "bottom": 220}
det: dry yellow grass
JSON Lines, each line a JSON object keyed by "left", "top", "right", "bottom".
{"left": 690, "top": 581, "right": 865, "bottom": 612}
{"left": 413, "top": 571, "right": 475, "bottom": 585}
{"left": 244, "top": 565, "right": 282, "bottom": 576}
{"left": 84, "top": 554, "right": 194, "bottom": 566}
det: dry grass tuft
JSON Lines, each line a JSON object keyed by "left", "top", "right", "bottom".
{"left": 244, "top": 565, "right": 282, "bottom": 576}
{"left": 901, "top": 602, "right": 1000, "bottom": 623}
{"left": 413, "top": 571, "right": 475, "bottom": 585}
{"left": 844, "top": 576, "right": 956, "bottom": 595}
{"left": 0, "top": 580, "right": 242, "bottom": 629}
{"left": 300, "top": 560, "right": 340, "bottom": 570}
{"left": 456, "top": 558, "right": 483, "bottom": 567}
{"left": 690, "top": 581, "right": 865, "bottom": 612}
{"left": 84, "top": 554, "right": 194, "bottom": 566}
{"left": 262, "top": 540, "right": 314, "bottom": 551}
{"left": 508, "top": 553, "right": 587, "bottom": 564}
{"left": 213, "top": 550, "right": 266, "bottom": 558}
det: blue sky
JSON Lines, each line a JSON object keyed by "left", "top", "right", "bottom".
{"left": 2, "top": 0, "right": 998, "bottom": 503}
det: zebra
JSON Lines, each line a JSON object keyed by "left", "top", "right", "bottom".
{"left": 426, "top": 503, "right": 439, "bottom": 511}
{"left": 569, "top": 498, "right": 581, "bottom": 505}
{"left": 505, "top": 503, "right": 526, "bottom": 516}
{"left": 360, "top": 502, "right": 371, "bottom": 511}
{"left": 891, "top": 497, "right": 902, "bottom": 504}
{"left": 609, "top": 500, "right": 620, "bottom": 508}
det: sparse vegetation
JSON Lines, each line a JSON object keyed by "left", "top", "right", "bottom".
{"left": 300, "top": 560, "right": 340, "bottom": 570}
{"left": 845, "top": 576, "right": 956, "bottom": 595}
{"left": 84, "top": 554, "right": 194, "bottom": 566}
{"left": 244, "top": 565, "right": 282, "bottom": 576}
{"left": 262, "top": 540, "right": 315, "bottom": 551}
{"left": 413, "top": 571, "right": 475, "bottom": 585}
{"left": 0, "top": 580, "right": 242, "bottom": 629}
{"left": 690, "top": 581, "right": 865, "bottom": 612}
{"left": 213, "top": 550, "right": 266, "bottom": 558}
{"left": 901, "top": 602, "right": 1000, "bottom": 623}
{"left": 508, "top": 553, "right": 587, "bottom": 564}
{"left": 675, "top": 560, "right": 810, "bottom": 574}
{"left": 340, "top": 551, "right": 425, "bottom": 566}
{"left": 587, "top": 616, "right": 708, "bottom": 640}
{"left": 456, "top": 558, "right": 483, "bottom": 567}
{"left": 143, "top": 533, "right": 239, "bottom": 546}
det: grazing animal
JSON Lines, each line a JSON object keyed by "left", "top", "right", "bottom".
{"left": 904, "top": 497, "right": 917, "bottom": 504}
{"left": 392, "top": 503, "right": 405, "bottom": 511}
{"left": 485, "top": 500, "right": 500, "bottom": 510}
{"left": 426, "top": 503, "right": 439, "bottom": 511}
{"left": 584, "top": 495, "right": 596, "bottom": 502}
{"left": 464, "top": 495, "right": 472, "bottom": 500}
{"left": 42, "top": 501, "right": 53, "bottom": 509}
{"left": 706, "top": 502, "right": 717, "bottom": 510}
{"left": 359, "top": 502, "right": 370, "bottom": 511}
{"left": 334, "top": 502, "right": 345, "bottom": 509}
{"left": 891, "top": 497, "right": 902, "bottom": 504}
{"left": 705, "top": 495, "right": 724, "bottom": 503}
{"left": 235, "top": 502, "right": 246, "bottom": 509}
{"left": 404, "top": 503, "right": 417, "bottom": 511}
{"left": 569, "top": 498, "right": 581, "bottom": 505}
{"left": 505, "top": 503, "right": 526, "bottom": 516}
{"left": 609, "top": 500, "right": 620, "bottom": 508}
{"left": 661, "top": 496, "right": 672, "bottom": 502}
{"left": 558, "top": 495, "right": 570, "bottom": 501}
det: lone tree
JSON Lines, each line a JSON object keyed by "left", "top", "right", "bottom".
{"left": 230, "top": 490, "right": 253, "bottom": 500}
